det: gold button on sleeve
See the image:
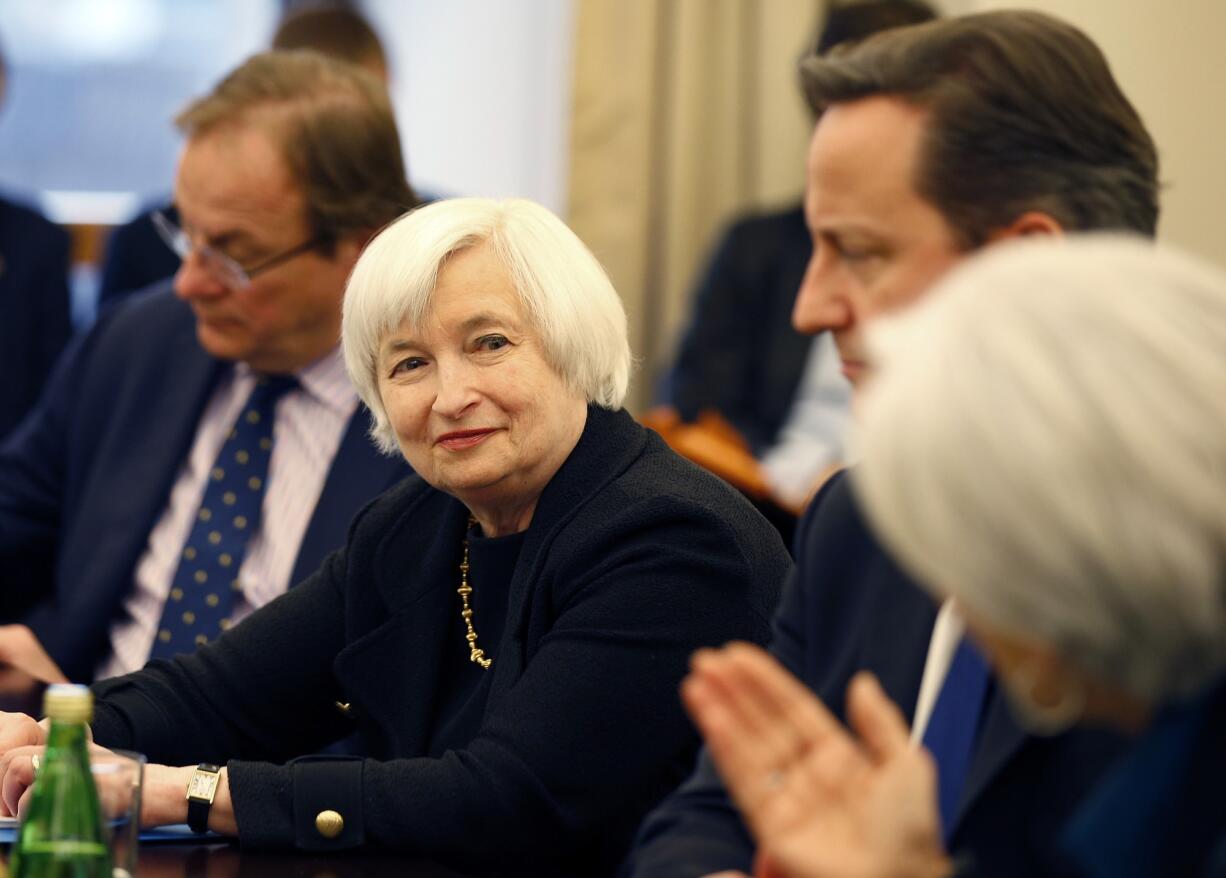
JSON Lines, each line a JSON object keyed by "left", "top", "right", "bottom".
{"left": 315, "top": 809, "right": 344, "bottom": 839}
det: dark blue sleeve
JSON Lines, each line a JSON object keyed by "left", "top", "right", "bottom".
{"left": 660, "top": 221, "right": 776, "bottom": 450}
{"left": 0, "top": 211, "right": 72, "bottom": 440}
{"left": 0, "top": 324, "right": 94, "bottom": 621}
{"left": 97, "top": 205, "right": 179, "bottom": 307}
{"left": 622, "top": 481, "right": 831, "bottom": 877}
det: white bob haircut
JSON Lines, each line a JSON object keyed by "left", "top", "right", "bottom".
{"left": 342, "top": 197, "right": 631, "bottom": 454}
{"left": 853, "top": 235, "right": 1226, "bottom": 705}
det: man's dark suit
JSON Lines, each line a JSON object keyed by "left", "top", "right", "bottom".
{"left": 626, "top": 471, "right": 1130, "bottom": 877}
{"left": 0, "top": 282, "right": 411, "bottom": 682}
{"left": 661, "top": 206, "right": 812, "bottom": 455}
{"left": 0, "top": 195, "right": 72, "bottom": 441}
{"left": 96, "top": 203, "right": 179, "bottom": 307}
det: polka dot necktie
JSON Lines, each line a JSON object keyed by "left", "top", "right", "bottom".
{"left": 149, "top": 375, "right": 297, "bottom": 661}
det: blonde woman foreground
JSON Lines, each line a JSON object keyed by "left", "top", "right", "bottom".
{"left": 686, "top": 237, "right": 1226, "bottom": 878}
{"left": 0, "top": 199, "right": 789, "bottom": 875}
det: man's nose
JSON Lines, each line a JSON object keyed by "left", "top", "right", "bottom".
{"left": 792, "top": 252, "right": 853, "bottom": 336}
{"left": 173, "top": 250, "right": 228, "bottom": 301}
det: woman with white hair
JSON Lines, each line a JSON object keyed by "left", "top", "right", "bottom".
{"left": 0, "top": 198, "right": 790, "bottom": 874}
{"left": 681, "top": 236, "right": 1226, "bottom": 877}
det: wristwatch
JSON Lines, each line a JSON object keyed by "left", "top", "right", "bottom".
{"left": 185, "top": 763, "right": 222, "bottom": 833}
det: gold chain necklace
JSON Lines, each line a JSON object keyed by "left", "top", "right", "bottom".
{"left": 457, "top": 518, "right": 492, "bottom": 669}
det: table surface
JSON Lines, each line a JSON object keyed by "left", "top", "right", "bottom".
{"left": 2, "top": 842, "right": 478, "bottom": 877}
{"left": 140, "top": 843, "right": 476, "bottom": 877}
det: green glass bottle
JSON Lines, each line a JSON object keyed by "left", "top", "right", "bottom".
{"left": 9, "top": 684, "right": 111, "bottom": 878}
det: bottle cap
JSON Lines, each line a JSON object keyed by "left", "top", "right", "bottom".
{"left": 42, "top": 683, "right": 93, "bottom": 724}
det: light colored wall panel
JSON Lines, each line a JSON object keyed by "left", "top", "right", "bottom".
{"left": 963, "top": 0, "right": 1226, "bottom": 267}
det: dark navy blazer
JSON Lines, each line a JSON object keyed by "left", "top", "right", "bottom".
{"left": 627, "top": 471, "right": 1131, "bottom": 877}
{"left": 90, "top": 406, "right": 791, "bottom": 875}
{"left": 660, "top": 206, "right": 813, "bottom": 455}
{"left": 0, "top": 195, "right": 72, "bottom": 441}
{"left": 0, "top": 282, "right": 411, "bottom": 681}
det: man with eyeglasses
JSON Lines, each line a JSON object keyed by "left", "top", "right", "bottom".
{"left": 0, "top": 51, "right": 417, "bottom": 691}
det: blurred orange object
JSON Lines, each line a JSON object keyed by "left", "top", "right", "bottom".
{"left": 641, "top": 407, "right": 770, "bottom": 501}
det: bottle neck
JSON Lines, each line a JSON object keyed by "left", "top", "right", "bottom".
{"left": 44, "top": 718, "right": 91, "bottom": 751}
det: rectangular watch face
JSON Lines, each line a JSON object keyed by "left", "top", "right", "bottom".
{"left": 186, "top": 770, "right": 220, "bottom": 802}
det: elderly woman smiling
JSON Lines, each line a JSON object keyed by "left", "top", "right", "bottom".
{"left": 0, "top": 198, "right": 790, "bottom": 874}
{"left": 684, "top": 236, "right": 1226, "bottom": 878}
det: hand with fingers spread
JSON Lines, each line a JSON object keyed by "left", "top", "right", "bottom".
{"left": 682, "top": 643, "right": 951, "bottom": 878}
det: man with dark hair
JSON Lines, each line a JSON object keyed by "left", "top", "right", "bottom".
{"left": 654, "top": 0, "right": 938, "bottom": 534}
{"left": 813, "top": 0, "right": 936, "bottom": 53}
{"left": 626, "top": 11, "right": 1158, "bottom": 877}
{"left": 272, "top": 4, "right": 389, "bottom": 81}
{"left": 0, "top": 51, "right": 415, "bottom": 688}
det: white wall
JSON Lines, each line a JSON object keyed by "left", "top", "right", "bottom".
{"left": 364, "top": 0, "right": 576, "bottom": 215}
{"left": 954, "top": 0, "right": 1226, "bottom": 268}
{"left": 364, "top": 0, "right": 1225, "bottom": 264}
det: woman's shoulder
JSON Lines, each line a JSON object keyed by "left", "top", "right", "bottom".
{"left": 560, "top": 434, "right": 790, "bottom": 570}
{"left": 345, "top": 472, "right": 443, "bottom": 543}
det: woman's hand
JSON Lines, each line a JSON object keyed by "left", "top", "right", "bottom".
{"left": 0, "top": 711, "right": 48, "bottom": 816}
{"left": 1, "top": 738, "right": 130, "bottom": 821}
{"left": 0, "top": 710, "right": 46, "bottom": 754}
{"left": 682, "top": 643, "right": 951, "bottom": 878}
{"left": 141, "top": 764, "right": 237, "bottom": 834}
{"left": 0, "top": 743, "right": 41, "bottom": 818}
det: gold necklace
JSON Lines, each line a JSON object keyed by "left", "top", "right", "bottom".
{"left": 457, "top": 519, "right": 492, "bottom": 669}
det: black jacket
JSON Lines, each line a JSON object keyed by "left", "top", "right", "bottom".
{"left": 92, "top": 406, "right": 791, "bottom": 875}
{"left": 627, "top": 471, "right": 1130, "bottom": 878}
{"left": 0, "top": 194, "right": 71, "bottom": 441}
{"left": 661, "top": 206, "right": 813, "bottom": 454}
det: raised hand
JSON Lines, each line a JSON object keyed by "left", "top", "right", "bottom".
{"left": 682, "top": 643, "right": 951, "bottom": 878}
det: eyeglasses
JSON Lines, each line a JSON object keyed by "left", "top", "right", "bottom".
{"left": 153, "top": 210, "right": 321, "bottom": 290}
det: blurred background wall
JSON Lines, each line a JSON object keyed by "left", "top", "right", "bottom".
{"left": 0, "top": 0, "right": 1220, "bottom": 408}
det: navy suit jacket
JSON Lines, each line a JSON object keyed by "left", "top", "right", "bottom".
{"left": 0, "top": 195, "right": 72, "bottom": 441}
{"left": 627, "top": 471, "right": 1131, "bottom": 877}
{"left": 96, "top": 202, "right": 179, "bottom": 307}
{"left": 661, "top": 206, "right": 813, "bottom": 454}
{"left": 0, "top": 282, "right": 411, "bottom": 682}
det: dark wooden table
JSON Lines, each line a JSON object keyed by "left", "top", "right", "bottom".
{"left": 4, "top": 843, "right": 474, "bottom": 877}
{"left": 139, "top": 843, "right": 474, "bottom": 877}
{"left": 0, "top": 686, "right": 486, "bottom": 877}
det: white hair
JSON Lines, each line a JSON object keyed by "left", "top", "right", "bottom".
{"left": 852, "top": 234, "right": 1226, "bottom": 704}
{"left": 342, "top": 197, "right": 631, "bottom": 454}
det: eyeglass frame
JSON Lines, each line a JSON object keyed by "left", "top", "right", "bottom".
{"left": 152, "top": 210, "right": 324, "bottom": 290}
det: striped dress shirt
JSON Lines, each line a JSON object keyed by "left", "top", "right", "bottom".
{"left": 96, "top": 347, "right": 358, "bottom": 679}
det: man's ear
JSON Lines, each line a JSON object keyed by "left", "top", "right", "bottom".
{"left": 988, "top": 210, "right": 1064, "bottom": 243}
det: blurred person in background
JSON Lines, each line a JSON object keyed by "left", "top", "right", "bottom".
{"left": 0, "top": 37, "right": 72, "bottom": 441}
{"left": 97, "top": 3, "right": 391, "bottom": 305}
{"left": 626, "top": 10, "right": 1160, "bottom": 877}
{"left": 686, "top": 235, "right": 1226, "bottom": 878}
{"left": 0, "top": 51, "right": 415, "bottom": 690}
{"left": 648, "top": 0, "right": 937, "bottom": 541}
{"left": 0, "top": 197, "right": 790, "bottom": 875}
